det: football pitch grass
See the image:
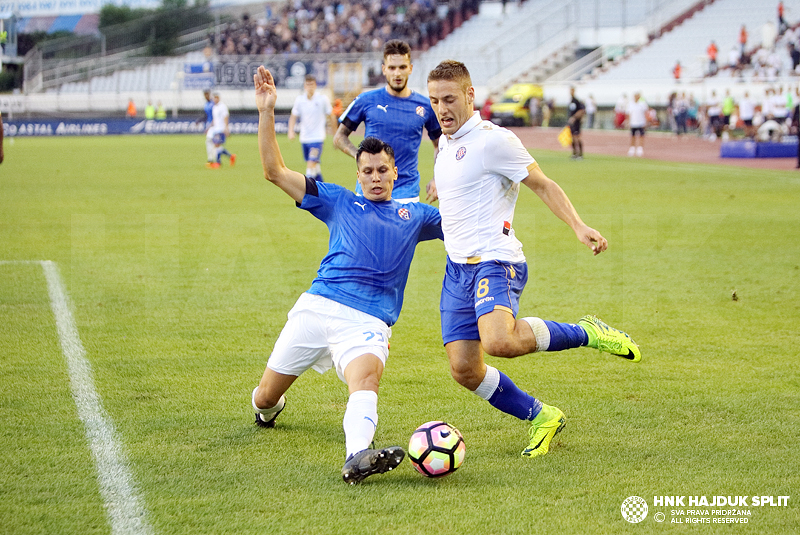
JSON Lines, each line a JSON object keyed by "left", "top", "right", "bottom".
{"left": 1, "top": 133, "right": 798, "bottom": 534}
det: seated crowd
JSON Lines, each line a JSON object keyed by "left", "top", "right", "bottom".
{"left": 211, "top": 0, "right": 480, "bottom": 55}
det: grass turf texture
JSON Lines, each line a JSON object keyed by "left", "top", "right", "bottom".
{"left": 1, "top": 133, "right": 798, "bottom": 534}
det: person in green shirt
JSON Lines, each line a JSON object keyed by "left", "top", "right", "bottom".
{"left": 145, "top": 101, "right": 156, "bottom": 120}
{"left": 722, "top": 90, "right": 735, "bottom": 141}
{"left": 156, "top": 102, "right": 167, "bottom": 120}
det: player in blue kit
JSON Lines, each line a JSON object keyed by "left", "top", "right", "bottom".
{"left": 427, "top": 61, "right": 641, "bottom": 459}
{"left": 252, "top": 66, "right": 443, "bottom": 484}
{"left": 334, "top": 40, "right": 442, "bottom": 203}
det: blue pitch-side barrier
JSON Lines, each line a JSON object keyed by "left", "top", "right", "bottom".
{"left": 2, "top": 116, "right": 287, "bottom": 137}
{"left": 720, "top": 137, "right": 798, "bottom": 158}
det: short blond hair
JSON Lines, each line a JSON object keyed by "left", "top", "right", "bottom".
{"left": 427, "top": 60, "right": 472, "bottom": 92}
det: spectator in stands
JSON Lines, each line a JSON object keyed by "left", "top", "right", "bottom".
{"left": 738, "top": 91, "right": 756, "bottom": 139}
{"left": 210, "top": 0, "right": 478, "bottom": 56}
{"left": 707, "top": 41, "right": 718, "bottom": 76}
{"left": 672, "top": 60, "right": 681, "bottom": 81}
{"left": 288, "top": 74, "right": 337, "bottom": 182}
{"left": 626, "top": 92, "right": 648, "bottom": 157}
{"left": 126, "top": 99, "right": 137, "bottom": 118}
{"left": 739, "top": 25, "right": 748, "bottom": 59}
{"left": 727, "top": 46, "right": 741, "bottom": 74}
{"left": 778, "top": 1, "right": 788, "bottom": 35}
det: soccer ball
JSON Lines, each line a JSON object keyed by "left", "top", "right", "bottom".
{"left": 408, "top": 421, "right": 465, "bottom": 478}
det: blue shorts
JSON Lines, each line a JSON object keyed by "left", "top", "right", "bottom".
{"left": 302, "top": 142, "right": 324, "bottom": 163}
{"left": 212, "top": 132, "right": 226, "bottom": 145}
{"left": 440, "top": 258, "right": 528, "bottom": 345}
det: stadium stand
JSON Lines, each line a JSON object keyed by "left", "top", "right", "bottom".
{"left": 589, "top": 0, "right": 791, "bottom": 81}
{"left": 6, "top": 0, "right": 800, "bottom": 118}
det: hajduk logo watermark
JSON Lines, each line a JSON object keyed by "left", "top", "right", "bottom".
{"left": 621, "top": 495, "right": 791, "bottom": 524}
{"left": 621, "top": 496, "right": 648, "bottom": 523}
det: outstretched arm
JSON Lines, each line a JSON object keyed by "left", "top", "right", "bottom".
{"left": 254, "top": 66, "right": 306, "bottom": 203}
{"left": 521, "top": 163, "right": 608, "bottom": 255}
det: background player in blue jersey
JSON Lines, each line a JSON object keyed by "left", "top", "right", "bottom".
{"left": 252, "top": 66, "right": 443, "bottom": 484}
{"left": 334, "top": 40, "right": 442, "bottom": 203}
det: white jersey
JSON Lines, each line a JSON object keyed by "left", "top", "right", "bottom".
{"left": 212, "top": 101, "right": 229, "bottom": 130}
{"left": 434, "top": 112, "right": 534, "bottom": 264}
{"left": 627, "top": 100, "right": 649, "bottom": 127}
{"left": 739, "top": 97, "right": 755, "bottom": 121}
{"left": 291, "top": 92, "right": 333, "bottom": 143}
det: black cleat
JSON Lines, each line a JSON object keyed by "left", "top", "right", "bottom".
{"left": 254, "top": 400, "right": 285, "bottom": 429}
{"left": 341, "top": 446, "right": 405, "bottom": 485}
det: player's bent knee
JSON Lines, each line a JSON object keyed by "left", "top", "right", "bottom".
{"left": 481, "top": 337, "right": 518, "bottom": 359}
{"left": 449, "top": 363, "right": 483, "bottom": 391}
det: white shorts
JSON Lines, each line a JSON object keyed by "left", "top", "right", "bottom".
{"left": 267, "top": 293, "right": 391, "bottom": 383}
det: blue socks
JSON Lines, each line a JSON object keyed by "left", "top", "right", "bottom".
{"left": 475, "top": 365, "right": 542, "bottom": 421}
{"left": 543, "top": 320, "right": 588, "bottom": 351}
{"left": 523, "top": 317, "right": 588, "bottom": 352}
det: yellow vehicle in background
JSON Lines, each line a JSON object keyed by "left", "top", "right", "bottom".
{"left": 489, "top": 83, "right": 544, "bottom": 127}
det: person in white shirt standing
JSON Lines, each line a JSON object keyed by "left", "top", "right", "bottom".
{"left": 289, "top": 75, "right": 336, "bottom": 182}
{"left": 626, "top": 92, "right": 649, "bottom": 156}
{"left": 426, "top": 60, "right": 641, "bottom": 460}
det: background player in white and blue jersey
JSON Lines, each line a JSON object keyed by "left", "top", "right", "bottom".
{"left": 427, "top": 60, "right": 641, "bottom": 459}
{"left": 206, "top": 92, "right": 236, "bottom": 168}
{"left": 334, "top": 40, "right": 442, "bottom": 203}
{"left": 198, "top": 89, "right": 215, "bottom": 165}
{"left": 288, "top": 74, "right": 336, "bottom": 182}
{"left": 252, "top": 66, "right": 443, "bottom": 484}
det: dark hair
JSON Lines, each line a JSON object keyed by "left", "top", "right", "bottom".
{"left": 383, "top": 39, "right": 411, "bottom": 59}
{"left": 427, "top": 60, "right": 472, "bottom": 91}
{"left": 356, "top": 137, "right": 395, "bottom": 165}
{"left": 304, "top": 74, "right": 317, "bottom": 83}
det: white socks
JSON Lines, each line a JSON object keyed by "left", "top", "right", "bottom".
{"left": 252, "top": 387, "right": 285, "bottom": 423}
{"left": 343, "top": 390, "right": 378, "bottom": 458}
{"left": 473, "top": 365, "right": 500, "bottom": 400}
{"left": 521, "top": 317, "right": 551, "bottom": 352}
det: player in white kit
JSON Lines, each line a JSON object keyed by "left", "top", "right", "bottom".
{"left": 427, "top": 60, "right": 641, "bottom": 458}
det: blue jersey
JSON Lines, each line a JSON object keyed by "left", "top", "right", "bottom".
{"left": 340, "top": 88, "right": 441, "bottom": 199}
{"left": 300, "top": 180, "right": 443, "bottom": 326}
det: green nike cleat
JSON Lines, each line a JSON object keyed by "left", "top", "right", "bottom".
{"left": 578, "top": 314, "right": 641, "bottom": 363}
{"left": 522, "top": 404, "right": 566, "bottom": 458}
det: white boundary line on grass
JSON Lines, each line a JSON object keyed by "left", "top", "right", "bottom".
{"left": 2, "top": 260, "right": 154, "bottom": 535}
